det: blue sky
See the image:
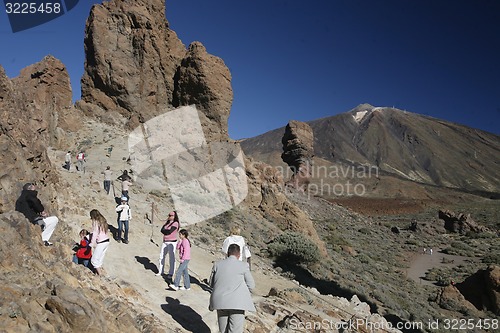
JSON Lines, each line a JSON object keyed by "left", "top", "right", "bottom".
{"left": 1, "top": 0, "right": 499, "bottom": 139}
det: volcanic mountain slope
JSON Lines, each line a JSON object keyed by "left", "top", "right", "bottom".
{"left": 241, "top": 104, "right": 500, "bottom": 198}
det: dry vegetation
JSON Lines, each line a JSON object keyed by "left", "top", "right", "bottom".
{"left": 191, "top": 193, "right": 500, "bottom": 332}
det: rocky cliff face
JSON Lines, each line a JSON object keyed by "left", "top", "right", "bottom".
{"left": 456, "top": 265, "right": 500, "bottom": 315}
{"left": 173, "top": 42, "right": 233, "bottom": 142}
{"left": 80, "top": 0, "right": 186, "bottom": 129}
{"left": 80, "top": 0, "right": 232, "bottom": 142}
{"left": 0, "top": 56, "right": 80, "bottom": 213}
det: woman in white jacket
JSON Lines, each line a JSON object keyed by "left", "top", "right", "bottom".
{"left": 221, "top": 226, "right": 252, "bottom": 270}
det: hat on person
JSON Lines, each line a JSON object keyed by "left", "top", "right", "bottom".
{"left": 23, "top": 183, "right": 33, "bottom": 190}
{"left": 121, "top": 196, "right": 128, "bottom": 201}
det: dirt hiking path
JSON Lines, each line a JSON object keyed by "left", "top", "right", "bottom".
{"left": 406, "top": 248, "right": 475, "bottom": 286}
{"left": 49, "top": 120, "right": 302, "bottom": 332}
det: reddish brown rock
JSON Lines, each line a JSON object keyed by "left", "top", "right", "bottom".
{"left": 438, "top": 209, "right": 490, "bottom": 234}
{"left": 0, "top": 56, "right": 73, "bottom": 212}
{"left": 281, "top": 120, "right": 314, "bottom": 190}
{"left": 455, "top": 265, "right": 500, "bottom": 315}
{"left": 80, "top": 0, "right": 186, "bottom": 127}
{"left": 485, "top": 265, "right": 500, "bottom": 315}
{"left": 173, "top": 42, "right": 233, "bottom": 142}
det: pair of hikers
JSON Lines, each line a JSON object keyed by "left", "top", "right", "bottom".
{"left": 72, "top": 229, "right": 92, "bottom": 268}
{"left": 15, "top": 183, "right": 59, "bottom": 246}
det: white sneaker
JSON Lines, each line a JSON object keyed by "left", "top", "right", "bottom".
{"left": 155, "top": 272, "right": 162, "bottom": 276}
{"left": 179, "top": 287, "right": 190, "bottom": 291}
{"left": 169, "top": 284, "right": 178, "bottom": 291}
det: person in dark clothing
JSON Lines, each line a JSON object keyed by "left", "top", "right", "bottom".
{"left": 117, "top": 170, "right": 132, "bottom": 181}
{"left": 15, "top": 183, "right": 59, "bottom": 246}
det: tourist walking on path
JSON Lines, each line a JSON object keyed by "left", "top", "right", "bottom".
{"left": 169, "top": 229, "right": 191, "bottom": 291}
{"left": 89, "top": 209, "right": 110, "bottom": 275}
{"left": 115, "top": 197, "right": 131, "bottom": 244}
{"left": 118, "top": 173, "right": 132, "bottom": 202}
{"left": 15, "top": 183, "right": 59, "bottom": 246}
{"left": 209, "top": 243, "right": 256, "bottom": 333}
{"left": 117, "top": 170, "right": 131, "bottom": 181}
{"left": 221, "top": 226, "right": 252, "bottom": 270}
{"left": 157, "top": 211, "right": 180, "bottom": 278}
{"left": 64, "top": 151, "right": 71, "bottom": 171}
{"left": 102, "top": 166, "right": 112, "bottom": 195}
{"left": 76, "top": 151, "right": 86, "bottom": 172}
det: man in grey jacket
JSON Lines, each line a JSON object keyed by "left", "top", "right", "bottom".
{"left": 209, "top": 244, "right": 256, "bottom": 333}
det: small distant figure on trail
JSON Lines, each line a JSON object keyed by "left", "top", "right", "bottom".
{"left": 102, "top": 166, "right": 112, "bottom": 195}
{"left": 89, "top": 209, "right": 110, "bottom": 275}
{"left": 72, "top": 229, "right": 92, "bottom": 268}
{"left": 209, "top": 243, "right": 256, "bottom": 333}
{"left": 106, "top": 145, "right": 113, "bottom": 158}
{"left": 157, "top": 211, "right": 180, "bottom": 278}
{"left": 120, "top": 177, "right": 132, "bottom": 202}
{"left": 221, "top": 226, "right": 252, "bottom": 270}
{"left": 117, "top": 170, "right": 132, "bottom": 181}
{"left": 429, "top": 248, "right": 433, "bottom": 255}
{"left": 117, "top": 170, "right": 132, "bottom": 201}
{"left": 76, "top": 151, "right": 86, "bottom": 172}
{"left": 423, "top": 248, "right": 427, "bottom": 254}
{"left": 15, "top": 183, "right": 59, "bottom": 246}
{"left": 64, "top": 151, "right": 71, "bottom": 171}
{"left": 115, "top": 196, "right": 131, "bottom": 244}
{"left": 169, "top": 229, "right": 191, "bottom": 291}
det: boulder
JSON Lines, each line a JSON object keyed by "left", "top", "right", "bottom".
{"left": 438, "top": 209, "right": 489, "bottom": 234}
{"left": 455, "top": 265, "right": 500, "bottom": 314}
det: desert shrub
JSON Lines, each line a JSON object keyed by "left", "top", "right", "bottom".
{"left": 358, "top": 228, "right": 371, "bottom": 234}
{"left": 325, "top": 232, "right": 350, "bottom": 247}
{"left": 357, "top": 254, "right": 371, "bottom": 264}
{"left": 466, "top": 231, "right": 495, "bottom": 239}
{"left": 267, "top": 231, "right": 320, "bottom": 265}
{"left": 442, "top": 241, "right": 475, "bottom": 256}
{"left": 482, "top": 252, "right": 500, "bottom": 265}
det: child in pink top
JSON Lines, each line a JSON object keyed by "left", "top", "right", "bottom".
{"left": 169, "top": 229, "right": 191, "bottom": 291}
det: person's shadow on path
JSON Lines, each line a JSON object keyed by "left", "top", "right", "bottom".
{"left": 161, "top": 297, "right": 210, "bottom": 333}
{"left": 108, "top": 224, "right": 119, "bottom": 240}
{"left": 135, "top": 256, "right": 158, "bottom": 273}
{"left": 189, "top": 275, "right": 212, "bottom": 293}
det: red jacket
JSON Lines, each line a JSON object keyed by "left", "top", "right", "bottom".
{"left": 76, "top": 237, "right": 92, "bottom": 259}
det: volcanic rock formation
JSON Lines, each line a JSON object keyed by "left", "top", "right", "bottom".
{"left": 80, "top": 0, "right": 232, "bottom": 142}
{"left": 438, "top": 209, "right": 490, "bottom": 234}
{"left": 281, "top": 120, "right": 314, "bottom": 191}
{"left": 456, "top": 265, "right": 500, "bottom": 315}
{"left": 0, "top": 56, "right": 81, "bottom": 213}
